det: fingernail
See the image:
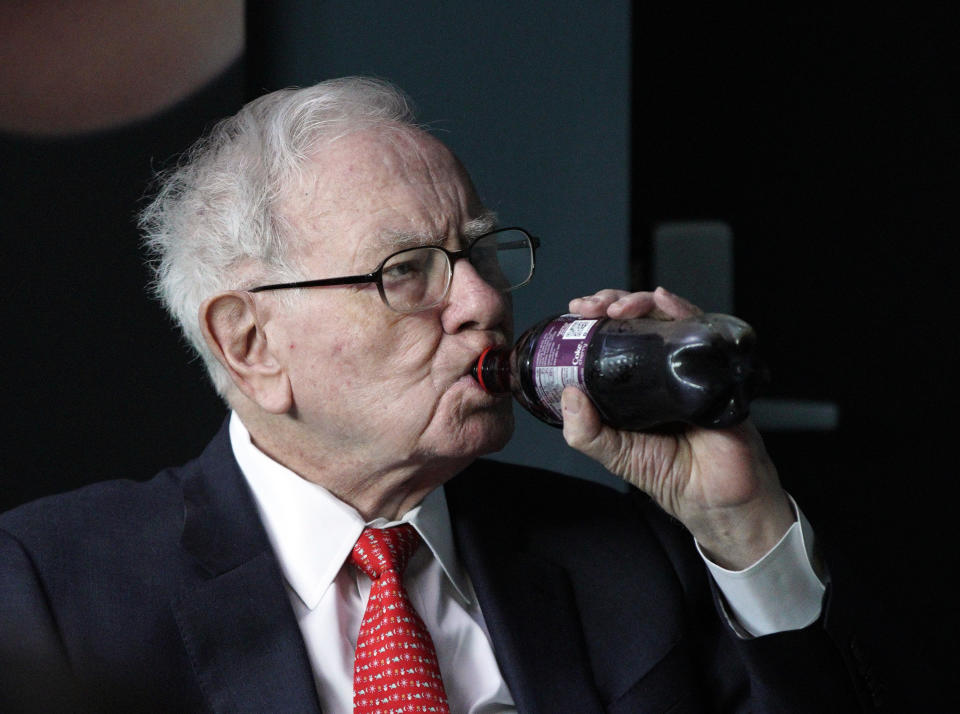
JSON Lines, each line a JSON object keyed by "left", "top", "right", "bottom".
{"left": 561, "top": 389, "right": 581, "bottom": 415}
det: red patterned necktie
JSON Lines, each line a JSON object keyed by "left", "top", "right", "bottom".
{"left": 350, "top": 525, "right": 450, "bottom": 714}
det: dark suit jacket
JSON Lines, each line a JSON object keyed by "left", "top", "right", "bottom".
{"left": 0, "top": 420, "right": 884, "bottom": 712}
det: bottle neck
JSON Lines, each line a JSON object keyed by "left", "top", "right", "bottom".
{"left": 471, "top": 346, "right": 511, "bottom": 394}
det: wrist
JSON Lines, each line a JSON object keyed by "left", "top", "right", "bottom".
{"left": 693, "top": 489, "right": 795, "bottom": 570}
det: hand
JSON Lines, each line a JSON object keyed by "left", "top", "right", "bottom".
{"left": 562, "top": 287, "right": 793, "bottom": 570}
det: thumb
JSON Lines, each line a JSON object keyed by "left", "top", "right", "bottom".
{"left": 561, "top": 387, "right": 620, "bottom": 465}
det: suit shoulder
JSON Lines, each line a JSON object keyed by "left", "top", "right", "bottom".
{"left": 0, "top": 462, "right": 193, "bottom": 548}
{"left": 0, "top": 461, "right": 208, "bottom": 614}
{"left": 451, "top": 458, "right": 691, "bottom": 543}
{"left": 451, "top": 458, "right": 636, "bottom": 515}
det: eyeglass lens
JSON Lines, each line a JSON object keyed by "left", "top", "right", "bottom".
{"left": 381, "top": 248, "right": 449, "bottom": 312}
{"left": 380, "top": 229, "right": 533, "bottom": 312}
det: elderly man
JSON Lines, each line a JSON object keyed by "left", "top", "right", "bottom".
{"left": 1, "top": 78, "right": 878, "bottom": 713}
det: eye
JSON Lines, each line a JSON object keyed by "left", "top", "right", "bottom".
{"left": 382, "top": 249, "right": 437, "bottom": 287}
{"left": 383, "top": 260, "right": 420, "bottom": 280}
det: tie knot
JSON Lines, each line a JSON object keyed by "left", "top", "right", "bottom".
{"left": 350, "top": 524, "right": 420, "bottom": 580}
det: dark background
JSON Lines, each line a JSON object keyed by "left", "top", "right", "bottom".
{"left": 1, "top": 4, "right": 954, "bottom": 708}
{"left": 635, "top": 9, "right": 957, "bottom": 709}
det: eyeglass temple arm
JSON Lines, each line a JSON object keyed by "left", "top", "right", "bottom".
{"left": 248, "top": 273, "right": 378, "bottom": 293}
{"left": 247, "top": 233, "right": 538, "bottom": 293}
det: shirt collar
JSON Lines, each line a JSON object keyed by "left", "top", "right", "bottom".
{"left": 228, "top": 411, "right": 472, "bottom": 609}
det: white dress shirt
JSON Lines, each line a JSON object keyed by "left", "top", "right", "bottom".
{"left": 229, "top": 412, "right": 825, "bottom": 712}
{"left": 230, "top": 413, "right": 515, "bottom": 714}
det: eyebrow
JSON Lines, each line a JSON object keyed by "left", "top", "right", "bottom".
{"left": 372, "top": 210, "right": 500, "bottom": 253}
{"left": 463, "top": 211, "right": 499, "bottom": 238}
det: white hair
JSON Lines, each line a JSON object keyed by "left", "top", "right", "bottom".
{"left": 139, "top": 77, "right": 419, "bottom": 396}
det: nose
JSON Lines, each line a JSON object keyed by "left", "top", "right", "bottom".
{"left": 440, "top": 256, "right": 512, "bottom": 335}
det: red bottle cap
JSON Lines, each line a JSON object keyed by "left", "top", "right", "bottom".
{"left": 473, "top": 346, "right": 495, "bottom": 393}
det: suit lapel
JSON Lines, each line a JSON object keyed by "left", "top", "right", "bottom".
{"left": 174, "top": 422, "right": 321, "bottom": 714}
{"left": 461, "top": 540, "right": 607, "bottom": 713}
{"left": 447, "top": 460, "right": 688, "bottom": 713}
{"left": 447, "top": 468, "right": 606, "bottom": 714}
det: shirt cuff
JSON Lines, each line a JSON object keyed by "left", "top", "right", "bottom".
{"left": 696, "top": 494, "right": 827, "bottom": 638}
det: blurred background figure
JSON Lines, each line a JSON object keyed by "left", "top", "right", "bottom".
{"left": 1, "top": 0, "right": 246, "bottom": 505}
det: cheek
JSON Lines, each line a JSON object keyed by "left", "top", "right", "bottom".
{"left": 357, "top": 318, "right": 444, "bottom": 377}
{"left": 284, "top": 299, "right": 446, "bottom": 401}
{"left": 319, "top": 329, "right": 443, "bottom": 398}
{"left": 286, "top": 325, "right": 363, "bottom": 395}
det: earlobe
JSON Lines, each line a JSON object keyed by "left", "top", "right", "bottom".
{"left": 199, "top": 292, "right": 293, "bottom": 413}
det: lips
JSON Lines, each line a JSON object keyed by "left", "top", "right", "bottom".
{"left": 462, "top": 340, "right": 505, "bottom": 377}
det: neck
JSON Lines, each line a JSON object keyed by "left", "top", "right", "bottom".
{"left": 236, "top": 409, "right": 469, "bottom": 521}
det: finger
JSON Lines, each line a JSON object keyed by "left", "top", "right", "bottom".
{"left": 569, "top": 289, "right": 633, "bottom": 317}
{"left": 606, "top": 292, "right": 660, "bottom": 320}
{"left": 652, "top": 286, "right": 704, "bottom": 319}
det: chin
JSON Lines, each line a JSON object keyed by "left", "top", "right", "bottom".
{"left": 465, "top": 405, "right": 515, "bottom": 456}
{"left": 432, "top": 401, "right": 515, "bottom": 461}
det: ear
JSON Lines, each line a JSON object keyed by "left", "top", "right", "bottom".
{"left": 199, "top": 292, "right": 293, "bottom": 414}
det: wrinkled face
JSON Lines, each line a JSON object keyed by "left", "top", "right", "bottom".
{"left": 264, "top": 127, "right": 514, "bottom": 474}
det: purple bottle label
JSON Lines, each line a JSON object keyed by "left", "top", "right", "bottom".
{"left": 531, "top": 314, "right": 602, "bottom": 421}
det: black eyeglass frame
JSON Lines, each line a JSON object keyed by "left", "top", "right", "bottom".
{"left": 247, "top": 227, "right": 540, "bottom": 313}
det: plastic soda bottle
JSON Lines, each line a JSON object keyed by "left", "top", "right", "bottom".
{"left": 472, "top": 313, "right": 765, "bottom": 431}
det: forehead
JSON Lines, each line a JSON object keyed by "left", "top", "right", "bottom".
{"left": 286, "top": 127, "right": 483, "bottom": 266}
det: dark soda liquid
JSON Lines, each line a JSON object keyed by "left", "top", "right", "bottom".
{"left": 583, "top": 318, "right": 762, "bottom": 430}
{"left": 475, "top": 313, "right": 764, "bottom": 432}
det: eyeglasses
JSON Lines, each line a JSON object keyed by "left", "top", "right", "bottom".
{"left": 248, "top": 227, "right": 540, "bottom": 313}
